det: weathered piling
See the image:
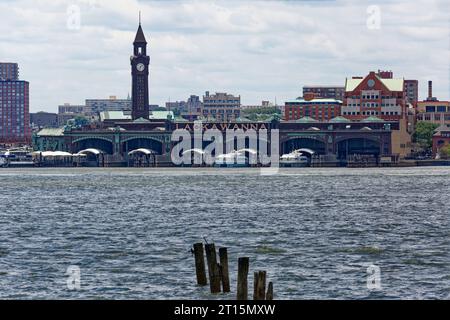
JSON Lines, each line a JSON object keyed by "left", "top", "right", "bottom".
{"left": 266, "top": 282, "right": 274, "bottom": 300}
{"left": 253, "top": 271, "right": 266, "bottom": 300}
{"left": 193, "top": 243, "right": 207, "bottom": 286}
{"left": 205, "top": 243, "right": 221, "bottom": 293}
{"left": 219, "top": 247, "right": 230, "bottom": 292}
{"left": 237, "top": 257, "right": 249, "bottom": 300}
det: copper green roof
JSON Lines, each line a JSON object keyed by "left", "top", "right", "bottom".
{"left": 362, "top": 116, "right": 384, "bottom": 122}
{"left": 345, "top": 74, "right": 404, "bottom": 92}
{"left": 294, "top": 116, "right": 318, "bottom": 123}
{"left": 149, "top": 111, "right": 174, "bottom": 120}
{"left": 235, "top": 117, "right": 253, "bottom": 123}
{"left": 329, "top": 116, "right": 351, "bottom": 123}
{"left": 36, "top": 128, "right": 65, "bottom": 136}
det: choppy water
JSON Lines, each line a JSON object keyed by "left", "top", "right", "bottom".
{"left": 0, "top": 167, "right": 448, "bottom": 300}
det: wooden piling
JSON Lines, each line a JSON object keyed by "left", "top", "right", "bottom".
{"left": 219, "top": 247, "right": 230, "bottom": 293}
{"left": 253, "top": 272, "right": 258, "bottom": 299}
{"left": 253, "top": 271, "right": 266, "bottom": 300}
{"left": 237, "top": 257, "right": 249, "bottom": 300}
{"left": 205, "top": 243, "right": 221, "bottom": 293}
{"left": 193, "top": 243, "right": 207, "bottom": 286}
{"left": 266, "top": 282, "right": 273, "bottom": 300}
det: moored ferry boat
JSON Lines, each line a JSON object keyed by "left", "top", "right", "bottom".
{"left": 280, "top": 149, "right": 311, "bottom": 167}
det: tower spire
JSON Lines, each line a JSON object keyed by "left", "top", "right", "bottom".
{"left": 139, "top": 11, "right": 141, "bottom": 25}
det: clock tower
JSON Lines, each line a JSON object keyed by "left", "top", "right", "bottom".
{"left": 130, "top": 20, "right": 150, "bottom": 120}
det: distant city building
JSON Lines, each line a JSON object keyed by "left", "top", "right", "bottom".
{"left": 202, "top": 91, "right": 240, "bottom": 122}
{"left": 85, "top": 96, "right": 131, "bottom": 115}
{"left": 416, "top": 81, "right": 450, "bottom": 125}
{"left": 303, "top": 86, "right": 345, "bottom": 101}
{"left": 376, "top": 70, "right": 418, "bottom": 106}
{"left": 241, "top": 101, "right": 274, "bottom": 110}
{"left": 58, "top": 103, "right": 86, "bottom": 114}
{"left": 30, "top": 112, "right": 58, "bottom": 129}
{"left": 166, "top": 100, "right": 187, "bottom": 113}
{"left": 0, "top": 62, "right": 19, "bottom": 81}
{"left": 285, "top": 93, "right": 342, "bottom": 121}
{"left": 57, "top": 113, "right": 78, "bottom": 126}
{"left": 404, "top": 79, "right": 419, "bottom": 105}
{"left": 0, "top": 79, "right": 30, "bottom": 144}
{"left": 181, "top": 95, "right": 202, "bottom": 121}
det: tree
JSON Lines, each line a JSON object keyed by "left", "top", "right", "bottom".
{"left": 413, "top": 122, "right": 439, "bottom": 149}
{"left": 440, "top": 144, "right": 450, "bottom": 159}
{"left": 73, "top": 116, "right": 89, "bottom": 128}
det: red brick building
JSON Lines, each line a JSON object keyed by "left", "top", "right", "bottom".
{"left": 0, "top": 80, "right": 30, "bottom": 144}
{"left": 341, "top": 71, "right": 406, "bottom": 121}
{"left": 284, "top": 92, "right": 342, "bottom": 121}
{"left": 432, "top": 125, "right": 450, "bottom": 157}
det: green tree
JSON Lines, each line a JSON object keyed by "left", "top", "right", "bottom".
{"left": 73, "top": 116, "right": 89, "bottom": 127}
{"left": 413, "top": 122, "right": 439, "bottom": 149}
{"left": 440, "top": 144, "right": 450, "bottom": 159}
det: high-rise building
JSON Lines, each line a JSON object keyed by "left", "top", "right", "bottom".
{"left": 0, "top": 62, "right": 19, "bottom": 81}
{"left": 0, "top": 80, "right": 30, "bottom": 143}
{"left": 303, "top": 86, "right": 345, "bottom": 101}
{"left": 202, "top": 91, "right": 240, "bottom": 122}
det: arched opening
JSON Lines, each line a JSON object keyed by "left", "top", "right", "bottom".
{"left": 73, "top": 138, "right": 113, "bottom": 155}
{"left": 122, "top": 138, "right": 163, "bottom": 155}
{"left": 282, "top": 138, "right": 326, "bottom": 155}
{"left": 337, "top": 138, "right": 380, "bottom": 161}
{"left": 76, "top": 148, "right": 105, "bottom": 167}
{"left": 128, "top": 148, "right": 156, "bottom": 167}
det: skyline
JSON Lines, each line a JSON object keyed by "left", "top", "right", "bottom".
{"left": 0, "top": 0, "right": 449, "bottom": 113}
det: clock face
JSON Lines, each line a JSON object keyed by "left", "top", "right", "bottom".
{"left": 368, "top": 79, "right": 375, "bottom": 88}
{"left": 136, "top": 63, "right": 145, "bottom": 72}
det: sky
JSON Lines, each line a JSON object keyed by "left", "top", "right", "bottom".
{"left": 0, "top": 0, "right": 449, "bottom": 112}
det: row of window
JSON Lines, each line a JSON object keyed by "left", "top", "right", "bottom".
{"left": 342, "top": 111, "right": 399, "bottom": 116}
{"left": 203, "top": 109, "right": 240, "bottom": 114}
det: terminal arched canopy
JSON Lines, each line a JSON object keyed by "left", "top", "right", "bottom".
{"left": 237, "top": 148, "right": 257, "bottom": 155}
{"left": 128, "top": 148, "right": 156, "bottom": 156}
{"left": 294, "top": 148, "right": 316, "bottom": 155}
{"left": 76, "top": 148, "right": 104, "bottom": 156}
{"left": 182, "top": 148, "right": 205, "bottom": 156}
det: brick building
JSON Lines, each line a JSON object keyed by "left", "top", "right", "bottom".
{"left": 285, "top": 92, "right": 342, "bottom": 121}
{"left": 0, "top": 80, "right": 30, "bottom": 144}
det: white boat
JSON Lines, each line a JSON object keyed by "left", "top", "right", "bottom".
{"left": 214, "top": 151, "right": 249, "bottom": 167}
{"left": 0, "top": 156, "right": 7, "bottom": 168}
{"left": 280, "top": 150, "right": 311, "bottom": 167}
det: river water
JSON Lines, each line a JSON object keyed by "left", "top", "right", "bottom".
{"left": 0, "top": 167, "right": 448, "bottom": 299}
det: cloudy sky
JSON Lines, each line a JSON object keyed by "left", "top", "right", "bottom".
{"left": 0, "top": 0, "right": 449, "bottom": 112}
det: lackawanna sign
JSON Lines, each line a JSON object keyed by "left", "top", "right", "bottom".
{"left": 174, "top": 122, "right": 271, "bottom": 132}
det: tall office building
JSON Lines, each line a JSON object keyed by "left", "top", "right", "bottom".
{"left": 0, "top": 62, "right": 19, "bottom": 81}
{"left": 0, "top": 79, "right": 30, "bottom": 144}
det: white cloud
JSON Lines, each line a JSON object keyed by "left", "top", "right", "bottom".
{"left": 0, "top": 0, "right": 448, "bottom": 112}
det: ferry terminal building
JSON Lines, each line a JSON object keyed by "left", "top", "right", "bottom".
{"left": 33, "top": 22, "right": 407, "bottom": 166}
